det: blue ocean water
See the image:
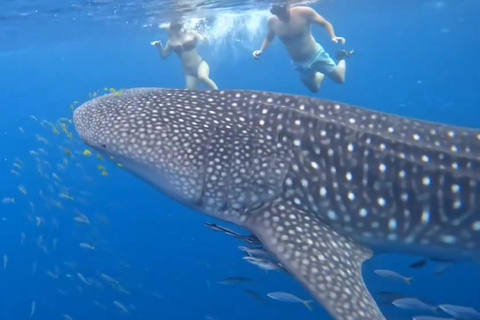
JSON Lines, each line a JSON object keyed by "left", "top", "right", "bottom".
{"left": 1, "top": 0, "right": 479, "bottom": 319}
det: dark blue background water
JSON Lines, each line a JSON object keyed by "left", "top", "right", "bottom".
{"left": 0, "top": 0, "right": 479, "bottom": 319}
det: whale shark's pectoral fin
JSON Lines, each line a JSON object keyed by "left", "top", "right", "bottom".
{"left": 246, "top": 202, "right": 385, "bottom": 320}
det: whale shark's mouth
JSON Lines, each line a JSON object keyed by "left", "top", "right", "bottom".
{"left": 80, "top": 138, "right": 103, "bottom": 152}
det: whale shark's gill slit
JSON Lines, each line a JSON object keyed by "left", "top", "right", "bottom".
{"left": 246, "top": 202, "right": 385, "bottom": 320}
{"left": 194, "top": 124, "right": 212, "bottom": 208}
{"left": 250, "top": 201, "right": 265, "bottom": 212}
{"left": 201, "top": 122, "right": 240, "bottom": 217}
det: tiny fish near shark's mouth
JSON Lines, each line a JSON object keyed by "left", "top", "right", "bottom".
{"left": 73, "top": 87, "right": 480, "bottom": 320}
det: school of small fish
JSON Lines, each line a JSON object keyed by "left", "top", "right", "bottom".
{"left": 0, "top": 90, "right": 163, "bottom": 319}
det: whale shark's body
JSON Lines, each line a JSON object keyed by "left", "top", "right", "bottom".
{"left": 73, "top": 88, "right": 480, "bottom": 320}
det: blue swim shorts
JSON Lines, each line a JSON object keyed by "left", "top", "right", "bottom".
{"left": 292, "top": 43, "right": 336, "bottom": 79}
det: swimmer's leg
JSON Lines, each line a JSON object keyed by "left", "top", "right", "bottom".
{"left": 329, "top": 60, "right": 346, "bottom": 84}
{"left": 300, "top": 71, "right": 325, "bottom": 93}
{"left": 197, "top": 61, "right": 218, "bottom": 90}
{"left": 329, "top": 50, "right": 354, "bottom": 84}
{"left": 186, "top": 75, "right": 200, "bottom": 90}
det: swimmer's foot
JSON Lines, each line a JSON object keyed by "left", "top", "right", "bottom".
{"left": 336, "top": 49, "right": 354, "bottom": 61}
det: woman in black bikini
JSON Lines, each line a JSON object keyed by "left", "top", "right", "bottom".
{"left": 151, "top": 21, "right": 218, "bottom": 90}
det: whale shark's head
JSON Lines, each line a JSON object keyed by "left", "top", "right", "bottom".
{"left": 73, "top": 88, "right": 215, "bottom": 208}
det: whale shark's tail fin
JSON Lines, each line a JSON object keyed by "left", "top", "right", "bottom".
{"left": 246, "top": 202, "right": 385, "bottom": 320}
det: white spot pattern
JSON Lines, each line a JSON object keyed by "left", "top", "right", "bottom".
{"left": 250, "top": 203, "right": 384, "bottom": 320}
{"left": 73, "top": 88, "right": 480, "bottom": 320}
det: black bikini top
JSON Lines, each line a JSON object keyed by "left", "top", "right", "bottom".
{"left": 171, "top": 37, "right": 198, "bottom": 54}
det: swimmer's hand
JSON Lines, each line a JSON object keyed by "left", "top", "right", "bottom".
{"left": 253, "top": 50, "right": 262, "bottom": 60}
{"left": 151, "top": 40, "right": 162, "bottom": 47}
{"left": 332, "top": 36, "right": 346, "bottom": 45}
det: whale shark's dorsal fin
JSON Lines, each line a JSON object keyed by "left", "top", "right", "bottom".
{"left": 247, "top": 201, "right": 385, "bottom": 320}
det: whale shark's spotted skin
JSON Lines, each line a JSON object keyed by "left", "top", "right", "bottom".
{"left": 74, "top": 88, "right": 480, "bottom": 320}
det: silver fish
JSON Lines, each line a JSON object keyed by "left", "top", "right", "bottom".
{"left": 438, "top": 304, "right": 480, "bottom": 319}
{"left": 392, "top": 298, "right": 438, "bottom": 312}
{"left": 113, "top": 301, "right": 129, "bottom": 314}
{"left": 242, "top": 256, "right": 285, "bottom": 272}
{"left": 218, "top": 276, "right": 254, "bottom": 285}
{"left": 205, "top": 222, "right": 240, "bottom": 236}
{"left": 374, "top": 269, "right": 413, "bottom": 284}
{"left": 205, "top": 223, "right": 260, "bottom": 244}
{"left": 235, "top": 234, "right": 262, "bottom": 245}
{"left": 29, "top": 301, "right": 35, "bottom": 318}
{"left": 238, "top": 246, "right": 270, "bottom": 257}
{"left": 267, "top": 292, "right": 313, "bottom": 311}
{"left": 73, "top": 88, "right": 480, "bottom": 320}
{"left": 2, "top": 197, "right": 14, "bottom": 204}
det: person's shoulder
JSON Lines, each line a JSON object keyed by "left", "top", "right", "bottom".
{"left": 268, "top": 15, "right": 278, "bottom": 22}
{"left": 292, "top": 6, "right": 316, "bottom": 15}
{"left": 267, "top": 15, "right": 279, "bottom": 25}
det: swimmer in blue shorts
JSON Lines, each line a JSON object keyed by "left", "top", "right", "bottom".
{"left": 253, "top": 2, "right": 354, "bottom": 93}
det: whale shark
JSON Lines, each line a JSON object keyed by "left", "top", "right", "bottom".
{"left": 73, "top": 88, "right": 480, "bottom": 320}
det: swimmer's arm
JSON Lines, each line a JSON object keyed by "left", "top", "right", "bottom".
{"left": 258, "top": 19, "right": 276, "bottom": 53}
{"left": 302, "top": 7, "right": 336, "bottom": 39}
{"left": 158, "top": 40, "right": 172, "bottom": 58}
